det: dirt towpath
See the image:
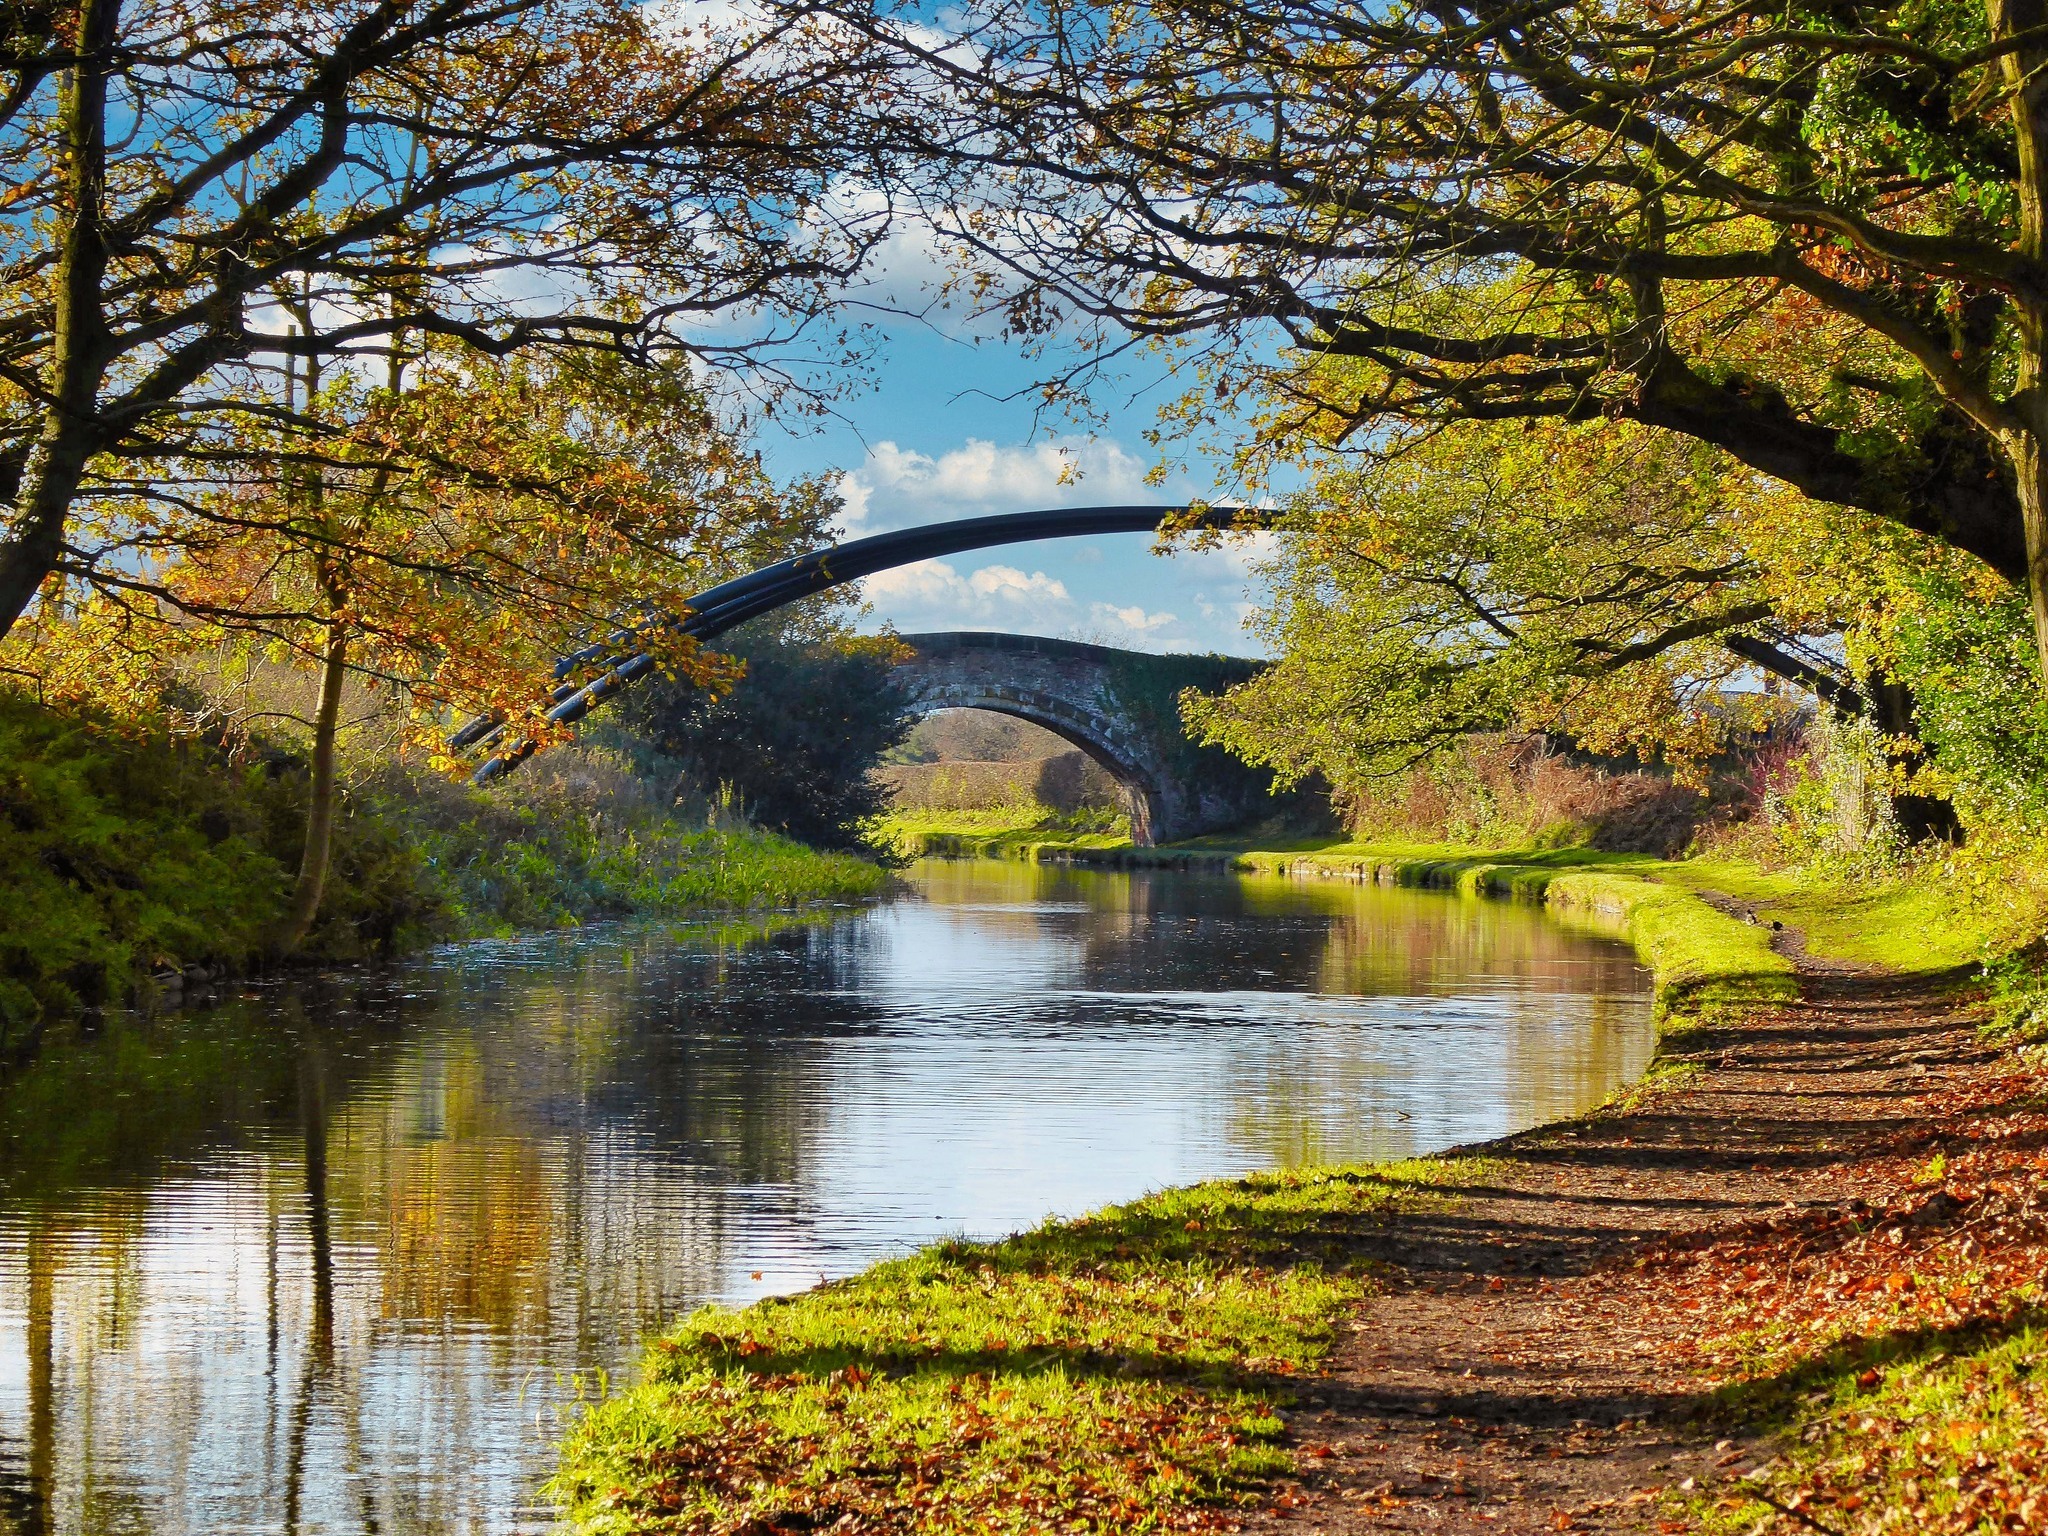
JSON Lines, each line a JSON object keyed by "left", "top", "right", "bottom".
{"left": 1242, "top": 944, "right": 2007, "bottom": 1534}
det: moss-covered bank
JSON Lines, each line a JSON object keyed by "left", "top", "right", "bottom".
{"left": 905, "top": 812, "right": 1989, "bottom": 997}
{"left": 0, "top": 691, "right": 883, "bottom": 1041}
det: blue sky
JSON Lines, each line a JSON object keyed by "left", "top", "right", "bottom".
{"left": 754, "top": 277, "right": 1278, "bottom": 659}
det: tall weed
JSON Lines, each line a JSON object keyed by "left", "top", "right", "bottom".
{"left": 1340, "top": 735, "right": 1708, "bottom": 856}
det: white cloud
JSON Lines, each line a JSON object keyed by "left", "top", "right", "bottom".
{"left": 835, "top": 473, "right": 874, "bottom": 530}
{"left": 861, "top": 558, "right": 1075, "bottom": 632}
{"left": 969, "top": 563, "right": 1070, "bottom": 603}
{"left": 836, "top": 434, "right": 1166, "bottom": 533}
{"left": 1181, "top": 528, "right": 1280, "bottom": 577}
{"left": 860, "top": 556, "right": 1220, "bottom": 651}
{"left": 1090, "top": 601, "right": 1178, "bottom": 635}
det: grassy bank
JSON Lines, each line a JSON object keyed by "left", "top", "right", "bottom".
{"left": 901, "top": 808, "right": 1993, "bottom": 988}
{"left": 378, "top": 755, "right": 885, "bottom": 936}
{"left": 0, "top": 690, "right": 883, "bottom": 1040}
{"left": 1252, "top": 840, "right": 1995, "bottom": 980}
{"left": 552, "top": 1161, "right": 1456, "bottom": 1532}
{"left": 872, "top": 803, "right": 1130, "bottom": 861}
{"left": 554, "top": 829, "right": 1980, "bottom": 1533}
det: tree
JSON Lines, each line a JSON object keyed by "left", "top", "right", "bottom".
{"left": 881, "top": 0, "right": 2048, "bottom": 678}
{"left": 0, "top": 0, "right": 901, "bottom": 640}
{"left": 621, "top": 616, "right": 913, "bottom": 852}
{"left": 10, "top": 345, "right": 841, "bottom": 948}
{"left": 1183, "top": 418, "right": 1794, "bottom": 799}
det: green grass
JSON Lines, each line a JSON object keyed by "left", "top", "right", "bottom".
{"left": 551, "top": 1161, "right": 1460, "bottom": 1534}
{"left": 873, "top": 803, "right": 1131, "bottom": 861}
{"left": 1651, "top": 856, "right": 1989, "bottom": 975}
{"left": 408, "top": 805, "right": 885, "bottom": 936}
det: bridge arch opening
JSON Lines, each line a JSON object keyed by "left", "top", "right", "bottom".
{"left": 893, "top": 700, "right": 1165, "bottom": 846}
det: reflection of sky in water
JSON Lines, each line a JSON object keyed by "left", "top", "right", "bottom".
{"left": 0, "top": 862, "right": 1650, "bottom": 1535}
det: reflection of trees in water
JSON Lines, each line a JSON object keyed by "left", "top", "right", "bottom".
{"left": 0, "top": 873, "right": 1655, "bottom": 1536}
{"left": 0, "top": 1001, "right": 388, "bottom": 1534}
{"left": 1212, "top": 991, "right": 1654, "bottom": 1170}
{"left": 1020, "top": 863, "right": 1648, "bottom": 1002}
{"left": 312, "top": 929, "right": 885, "bottom": 1342}
{"left": 967, "top": 865, "right": 1654, "bottom": 1172}
{"left": 413, "top": 921, "right": 886, "bottom": 1184}
{"left": 1222, "top": 885, "right": 1651, "bottom": 1170}
{"left": 1068, "top": 872, "right": 1335, "bottom": 994}
{"left": 0, "top": 1000, "right": 398, "bottom": 1207}
{"left": 917, "top": 861, "right": 1330, "bottom": 994}
{"left": 899, "top": 862, "right": 1653, "bottom": 1176}
{"left": 1284, "top": 879, "right": 1643, "bottom": 1000}
{"left": 0, "top": 1141, "right": 375, "bottom": 1535}
{"left": 0, "top": 916, "right": 872, "bottom": 1536}
{"left": 11, "top": 1216, "right": 50, "bottom": 1536}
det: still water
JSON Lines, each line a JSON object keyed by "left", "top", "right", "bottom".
{"left": 0, "top": 860, "right": 1651, "bottom": 1535}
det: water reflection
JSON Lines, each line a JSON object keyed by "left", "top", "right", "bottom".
{"left": 0, "top": 861, "right": 1650, "bottom": 1535}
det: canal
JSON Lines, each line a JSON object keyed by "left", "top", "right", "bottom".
{"left": 0, "top": 860, "right": 1651, "bottom": 1534}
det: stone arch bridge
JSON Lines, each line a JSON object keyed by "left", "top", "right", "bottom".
{"left": 456, "top": 506, "right": 1292, "bottom": 843}
{"left": 892, "top": 632, "right": 1275, "bottom": 845}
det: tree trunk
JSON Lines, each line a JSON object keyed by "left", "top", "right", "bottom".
{"left": 1868, "top": 674, "right": 1964, "bottom": 845}
{"left": 0, "top": 435, "right": 94, "bottom": 641}
{"left": 0, "top": 0, "right": 122, "bottom": 640}
{"left": 1998, "top": 0, "right": 2048, "bottom": 684}
{"left": 2014, "top": 435, "right": 2048, "bottom": 690}
{"left": 276, "top": 621, "right": 347, "bottom": 953}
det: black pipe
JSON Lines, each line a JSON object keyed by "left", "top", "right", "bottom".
{"left": 459, "top": 504, "right": 1266, "bottom": 782}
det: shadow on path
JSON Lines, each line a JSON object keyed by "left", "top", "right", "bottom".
{"left": 1239, "top": 945, "right": 2020, "bottom": 1534}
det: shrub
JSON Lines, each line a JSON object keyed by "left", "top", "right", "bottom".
{"left": 0, "top": 688, "right": 425, "bottom": 1041}
{"left": 1756, "top": 714, "right": 1906, "bottom": 876}
{"left": 622, "top": 623, "right": 914, "bottom": 853}
{"left": 366, "top": 745, "right": 884, "bottom": 934}
{"left": 1339, "top": 735, "right": 1709, "bottom": 856}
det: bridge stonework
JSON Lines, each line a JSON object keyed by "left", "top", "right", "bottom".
{"left": 892, "top": 632, "right": 1277, "bottom": 846}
